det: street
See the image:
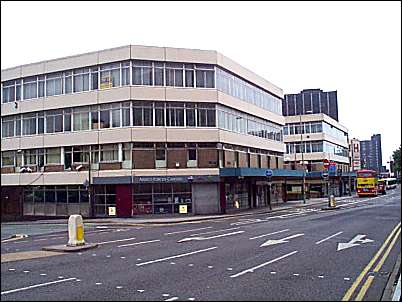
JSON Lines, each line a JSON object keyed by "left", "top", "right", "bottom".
{"left": 1, "top": 188, "right": 400, "bottom": 301}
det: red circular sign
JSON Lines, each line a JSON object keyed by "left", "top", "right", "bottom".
{"left": 323, "top": 159, "right": 330, "bottom": 168}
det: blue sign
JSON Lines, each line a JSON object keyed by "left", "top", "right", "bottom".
{"left": 265, "top": 169, "right": 273, "bottom": 177}
{"left": 329, "top": 164, "right": 337, "bottom": 172}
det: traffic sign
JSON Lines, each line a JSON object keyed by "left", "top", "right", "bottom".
{"left": 322, "top": 171, "right": 329, "bottom": 179}
{"left": 323, "top": 159, "right": 330, "bottom": 169}
{"left": 265, "top": 169, "right": 273, "bottom": 177}
{"left": 329, "top": 163, "right": 337, "bottom": 172}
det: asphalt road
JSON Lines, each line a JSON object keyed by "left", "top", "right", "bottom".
{"left": 1, "top": 188, "right": 401, "bottom": 301}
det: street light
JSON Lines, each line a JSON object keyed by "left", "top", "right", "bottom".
{"left": 300, "top": 110, "right": 313, "bottom": 204}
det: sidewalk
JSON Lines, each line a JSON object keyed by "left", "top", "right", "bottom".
{"left": 2, "top": 195, "right": 353, "bottom": 226}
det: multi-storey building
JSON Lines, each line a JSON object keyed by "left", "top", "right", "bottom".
{"left": 349, "top": 138, "right": 361, "bottom": 171}
{"left": 1, "top": 45, "right": 286, "bottom": 219}
{"left": 282, "top": 98, "right": 351, "bottom": 198}
{"left": 282, "top": 89, "right": 339, "bottom": 121}
{"left": 360, "top": 134, "right": 383, "bottom": 173}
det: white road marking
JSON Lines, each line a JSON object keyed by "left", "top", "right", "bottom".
{"left": 106, "top": 255, "right": 111, "bottom": 258}
{"left": 8, "top": 268, "right": 15, "bottom": 271}
{"left": 188, "top": 298, "right": 195, "bottom": 301}
{"left": 189, "top": 227, "right": 241, "bottom": 237}
{"left": 136, "top": 247, "right": 217, "bottom": 266}
{"left": 249, "top": 229, "right": 290, "bottom": 240}
{"left": 178, "top": 231, "right": 244, "bottom": 242}
{"left": 293, "top": 273, "right": 300, "bottom": 276}
{"left": 188, "top": 264, "right": 194, "bottom": 266}
{"left": 344, "top": 277, "right": 350, "bottom": 281}
{"left": 164, "top": 227, "right": 213, "bottom": 236}
{"left": 92, "top": 254, "right": 97, "bottom": 256}
{"left": 116, "top": 286, "right": 123, "bottom": 289}
{"left": 33, "top": 238, "right": 48, "bottom": 242}
{"left": 230, "top": 251, "right": 298, "bottom": 278}
{"left": 163, "top": 294, "right": 170, "bottom": 297}
{"left": 118, "top": 239, "right": 160, "bottom": 248}
{"left": 58, "top": 276, "right": 64, "bottom": 279}
{"left": 137, "top": 258, "right": 142, "bottom": 261}
{"left": 120, "top": 256, "right": 126, "bottom": 259}
{"left": 97, "top": 237, "right": 137, "bottom": 245}
{"left": 95, "top": 282, "right": 102, "bottom": 285}
{"left": 76, "top": 279, "right": 81, "bottom": 282}
{"left": 40, "top": 273, "right": 47, "bottom": 276}
{"left": 270, "top": 271, "right": 276, "bottom": 274}
{"left": 1, "top": 278, "right": 77, "bottom": 295}
{"left": 318, "top": 275, "right": 324, "bottom": 278}
{"left": 208, "top": 266, "right": 213, "bottom": 269}
{"left": 137, "top": 289, "right": 145, "bottom": 292}
{"left": 337, "top": 234, "right": 374, "bottom": 251}
{"left": 315, "top": 231, "right": 343, "bottom": 245}
{"left": 170, "top": 262, "right": 176, "bottom": 265}
{"left": 23, "top": 271, "right": 30, "bottom": 273}
{"left": 260, "top": 234, "right": 304, "bottom": 247}
{"left": 165, "top": 297, "right": 179, "bottom": 301}
{"left": 227, "top": 268, "right": 233, "bottom": 271}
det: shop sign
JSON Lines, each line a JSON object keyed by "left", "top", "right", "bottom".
{"left": 108, "top": 206, "right": 116, "bottom": 216}
{"left": 179, "top": 205, "right": 188, "bottom": 214}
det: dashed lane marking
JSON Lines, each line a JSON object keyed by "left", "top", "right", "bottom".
{"left": 164, "top": 227, "right": 213, "bottom": 236}
{"left": 1, "top": 278, "right": 77, "bottom": 295}
{"left": 315, "top": 231, "right": 343, "bottom": 245}
{"left": 249, "top": 229, "right": 290, "bottom": 240}
{"left": 165, "top": 297, "right": 179, "bottom": 301}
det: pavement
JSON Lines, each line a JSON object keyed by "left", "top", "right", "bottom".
{"left": 1, "top": 195, "right": 354, "bottom": 227}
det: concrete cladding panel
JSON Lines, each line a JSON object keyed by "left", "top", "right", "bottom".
{"left": 45, "top": 52, "right": 98, "bottom": 74}
{"left": 131, "top": 45, "right": 165, "bottom": 61}
{"left": 165, "top": 47, "right": 217, "bottom": 65}
{"left": 98, "top": 45, "right": 131, "bottom": 64}
{"left": 192, "top": 183, "right": 220, "bottom": 214}
{"left": 1, "top": 66, "right": 22, "bottom": 82}
{"left": 165, "top": 87, "right": 217, "bottom": 102}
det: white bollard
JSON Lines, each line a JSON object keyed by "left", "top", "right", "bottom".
{"left": 67, "top": 215, "right": 85, "bottom": 246}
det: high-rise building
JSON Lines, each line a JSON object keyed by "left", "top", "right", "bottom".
{"left": 360, "top": 134, "right": 383, "bottom": 173}
{"left": 282, "top": 89, "right": 339, "bottom": 121}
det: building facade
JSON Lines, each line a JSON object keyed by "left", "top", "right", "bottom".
{"left": 1, "top": 45, "right": 287, "bottom": 219}
{"left": 282, "top": 111, "right": 351, "bottom": 198}
{"left": 360, "top": 134, "right": 383, "bottom": 173}
{"left": 349, "top": 138, "right": 361, "bottom": 171}
{"left": 282, "top": 89, "right": 339, "bottom": 121}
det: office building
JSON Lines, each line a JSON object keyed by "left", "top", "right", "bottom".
{"left": 360, "top": 134, "right": 383, "bottom": 173}
{"left": 1, "top": 45, "right": 286, "bottom": 219}
{"left": 282, "top": 89, "right": 339, "bottom": 121}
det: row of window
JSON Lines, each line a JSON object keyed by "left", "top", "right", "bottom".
{"left": 1, "top": 101, "right": 282, "bottom": 142}
{"left": 2, "top": 61, "right": 282, "bottom": 115}
{"left": 24, "top": 186, "right": 89, "bottom": 204}
{"left": 285, "top": 141, "right": 349, "bottom": 157}
{"left": 216, "top": 68, "right": 282, "bottom": 115}
{"left": 283, "top": 121, "right": 348, "bottom": 143}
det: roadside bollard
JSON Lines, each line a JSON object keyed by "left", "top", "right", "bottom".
{"left": 67, "top": 215, "right": 85, "bottom": 246}
{"left": 329, "top": 195, "right": 336, "bottom": 208}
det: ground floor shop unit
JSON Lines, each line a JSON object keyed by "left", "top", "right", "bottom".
{"left": 1, "top": 169, "right": 356, "bottom": 220}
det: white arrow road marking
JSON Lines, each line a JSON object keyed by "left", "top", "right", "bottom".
{"left": 230, "top": 251, "right": 298, "bottom": 278}
{"left": 178, "top": 231, "right": 244, "bottom": 243}
{"left": 337, "top": 234, "right": 374, "bottom": 251}
{"left": 260, "top": 234, "right": 304, "bottom": 247}
{"left": 1, "top": 278, "right": 77, "bottom": 295}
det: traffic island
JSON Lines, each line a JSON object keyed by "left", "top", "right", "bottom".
{"left": 42, "top": 243, "right": 98, "bottom": 252}
{"left": 42, "top": 214, "right": 98, "bottom": 252}
{"left": 321, "top": 195, "right": 341, "bottom": 210}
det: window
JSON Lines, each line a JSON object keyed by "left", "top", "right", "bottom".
{"left": 166, "top": 102, "right": 184, "bottom": 126}
{"left": 111, "top": 104, "right": 121, "bottom": 128}
{"left": 121, "top": 61, "right": 130, "bottom": 86}
{"left": 2, "top": 80, "right": 15, "bottom": 103}
{"left": 73, "top": 146, "right": 90, "bottom": 163}
{"left": 155, "top": 102, "right": 165, "bottom": 126}
{"left": 154, "top": 62, "right": 164, "bottom": 86}
{"left": 155, "top": 144, "right": 166, "bottom": 168}
{"left": 22, "top": 113, "right": 37, "bottom": 135}
{"left": 38, "top": 112, "right": 44, "bottom": 134}
{"left": 46, "top": 72, "right": 63, "bottom": 96}
{"left": 64, "top": 71, "right": 73, "bottom": 94}
{"left": 73, "top": 107, "right": 89, "bottom": 131}
{"left": 188, "top": 148, "right": 197, "bottom": 161}
{"left": 132, "top": 61, "right": 153, "bottom": 86}
{"left": 122, "top": 102, "right": 131, "bottom": 127}
{"left": 100, "top": 144, "right": 118, "bottom": 162}
{"left": 73, "top": 68, "right": 90, "bottom": 93}
{"left": 165, "top": 63, "right": 183, "bottom": 87}
{"left": 24, "top": 149, "right": 37, "bottom": 165}
{"left": 2, "top": 116, "right": 15, "bottom": 138}
{"left": 186, "top": 103, "right": 196, "bottom": 127}
{"left": 90, "top": 106, "right": 99, "bottom": 130}
{"left": 1, "top": 151, "right": 14, "bottom": 167}
{"left": 122, "top": 143, "right": 132, "bottom": 161}
{"left": 197, "top": 104, "right": 216, "bottom": 127}
{"left": 133, "top": 101, "right": 153, "bottom": 126}
{"left": 46, "top": 110, "right": 63, "bottom": 133}
{"left": 90, "top": 66, "right": 99, "bottom": 90}
{"left": 195, "top": 64, "right": 215, "bottom": 88}
{"left": 99, "top": 105, "right": 110, "bottom": 129}
{"left": 64, "top": 109, "right": 72, "bottom": 132}
{"left": 100, "top": 63, "right": 120, "bottom": 89}
{"left": 38, "top": 76, "right": 45, "bottom": 97}
{"left": 185, "top": 64, "right": 194, "bottom": 87}
{"left": 46, "top": 148, "right": 61, "bottom": 165}
{"left": 23, "top": 76, "right": 37, "bottom": 100}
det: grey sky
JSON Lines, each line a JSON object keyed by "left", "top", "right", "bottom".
{"left": 1, "top": 1, "right": 401, "bottom": 168}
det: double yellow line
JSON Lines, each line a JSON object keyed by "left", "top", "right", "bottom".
{"left": 342, "top": 222, "right": 401, "bottom": 301}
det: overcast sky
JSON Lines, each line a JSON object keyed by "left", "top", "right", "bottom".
{"left": 1, "top": 1, "right": 401, "bottom": 168}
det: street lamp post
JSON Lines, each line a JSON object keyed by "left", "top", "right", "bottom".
{"left": 299, "top": 110, "right": 312, "bottom": 204}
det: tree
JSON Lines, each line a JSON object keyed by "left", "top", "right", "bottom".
{"left": 392, "top": 145, "right": 401, "bottom": 175}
